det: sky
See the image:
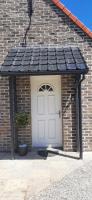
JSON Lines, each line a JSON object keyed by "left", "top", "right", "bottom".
{"left": 60, "top": 0, "right": 92, "bottom": 31}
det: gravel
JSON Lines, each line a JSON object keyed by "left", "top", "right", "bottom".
{"left": 29, "top": 161, "right": 92, "bottom": 200}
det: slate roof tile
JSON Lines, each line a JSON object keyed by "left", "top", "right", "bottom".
{"left": 32, "top": 52, "right": 40, "bottom": 57}
{"left": 25, "top": 48, "right": 32, "bottom": 53}
{"left": 9, "top": 48, "right": 18, "bottom": 53}
{"left": 75, "top": 59, "right": 84, "bottom": 64}
{"left": 39, "top": 60, "right": 48, "bottom": 65}
{"left": 17, "top": 53, "right": 24, "bottom": 57}
{"left": 0, "top": 46, "right": 88, "bottom": 75}
{"left": 48, "top": 48, "right": 56, "bottom": 52}
{"left": 56, "top": 48, "right": 63, "bottom": 52}
{"left": 48, "top": 59, "right": 57, "bottom": 64}
{"left": 64, "top": 47, "right": 71, "bottom": 52}
{"left": 40, "top": 52, "right": 48, "bottom": 56}
{"left": 5, "top": 56, "right": 14, "bottom": 61}
{"left": 48, "top": 52, "right": 56, "bottom": 56}
{"left": 57, "top": 64, "right": 66, "bottom": 71}
{"left": 24, "top": 52, "right": 32, "bottom": 56}
{"left": 13, "top": 60, "right": 22, "bottom": 66}
{"left": 30, "top": 65, "right": 39, "bottom": 71}
{"left": 57, "top": 55, "right": 65, "bottom": 60}
{"left": 48, "top": 56, "right": 56, "bottom": 60}
{"left": 66, "top": 58, "right": 75, "bottom": 64}
{"left": 15, "top": 57, "right": 22, "bottom": 61}
{"left": 76, "top": 63, "right": 86, "bottom": 69}
{"left": 8, "top": 52, "right": 17, "bottom": 57}
{"left": 73, "top": 54, "right": 82, "bottom": 59}
{"left": 56, "top": 51, "right": 64, "bottom": 56}
{"left": 67, "top": 63, "right": 76, "bottom": 70}
{"left": 57, "top": 59, "right": 66, "bottom": 64}
{"left": 23, "top": 56, "right": 31, "bottom": 61}
{"left": 3, "top": 60, "right": 13, "bottom": 66}
{"left": 22, "top": 61, "right": 31, "bottom": 66}
{"left": 39, "top": 65, "right": 48, "bottom": 71}
{"left": 18, "top": 49, "right": 25, "bottom": 53}
{"left": 48, "top": 64, "right": 57, "bottom": 71}
{"left": 65, "top": 55, "right": 73, "bottom": 59}
{"left": 40, "top": 48, "right": 48, "bottom": 51}
{"left": 39, "top": 56, "right": 48, "bottom": 60}
{"left": 31, "top": 60, "right": 39, "bottom": 65}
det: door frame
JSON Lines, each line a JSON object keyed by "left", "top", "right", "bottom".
{"left": 31, "top": 75, "right": 62, "bottom": 148}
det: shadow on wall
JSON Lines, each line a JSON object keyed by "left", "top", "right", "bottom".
{"left": 62, "top": 75, "right": 77, "bottom": 152}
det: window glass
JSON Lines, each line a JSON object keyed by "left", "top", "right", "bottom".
{"left": 39, "top": 84, "right": 53, "bottom": 92}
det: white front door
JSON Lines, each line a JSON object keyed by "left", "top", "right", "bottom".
{"left": 31, "top": 75, "right": 62, "bottom": 147}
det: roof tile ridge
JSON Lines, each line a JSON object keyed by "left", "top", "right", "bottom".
{"left": 51, "top": 0, "right": 92, "bottom": 39}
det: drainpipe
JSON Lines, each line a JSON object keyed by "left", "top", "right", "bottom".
{"left": 9, "top": 76, "right": 15, "bottom": 159}
{"left": 9, "top": 76, "right": 17, "bottom": 159}
{"left": 22, "top": 0, "right": 33, "bottom": 46}
{"left": 76, "top": 74, "right": 85, "bottom": 159}
{"left": 79, "top": 74, "right": 85, "bottom": 159}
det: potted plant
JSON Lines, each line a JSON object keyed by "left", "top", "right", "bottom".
{"left": 15, "top": 112, "right": 29, "bottom": 156}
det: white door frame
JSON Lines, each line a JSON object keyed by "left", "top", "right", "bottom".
{"left": 31, "top": 75, "right": 62, "bottom": 148}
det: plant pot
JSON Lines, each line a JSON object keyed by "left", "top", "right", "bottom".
{"left": 18, "top": 144, "right": 28, "bottom": 156}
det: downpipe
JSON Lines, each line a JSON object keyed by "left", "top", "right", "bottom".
{"left": 76, "top": 74, "right": 85, "bottom": 159}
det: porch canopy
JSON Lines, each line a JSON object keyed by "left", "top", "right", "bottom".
{"left": 0, "top": 46, "right": 88, "bottom": 159}
{"left": 0, "top": 46, "right": 88, "bottom": 75}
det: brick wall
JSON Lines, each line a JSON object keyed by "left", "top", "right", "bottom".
{"left": 16, "top": 76, "right": 32, "bottom": 149}
{"left": 61, "top": 75, "right": 77, "bottom": 151}
{"left": 0, "top": 77, "right": 11, "bottom": 151}
{"left": 0, "top": 0, "right": 92, "bottom": 151}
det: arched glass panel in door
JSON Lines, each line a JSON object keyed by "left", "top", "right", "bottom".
{"left": 39, "top": 84, "right": 53, "bottom": 92}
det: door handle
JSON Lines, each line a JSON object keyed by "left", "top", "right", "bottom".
{"left": 56, "top": 110, "right": 61, "bottom": 118}
{"left": 59, "top": 110, "right": 61, "bottom": 118}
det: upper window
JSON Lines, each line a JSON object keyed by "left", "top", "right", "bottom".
{"left": 39, "top": 84, "right": 53, "bottom": 92}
